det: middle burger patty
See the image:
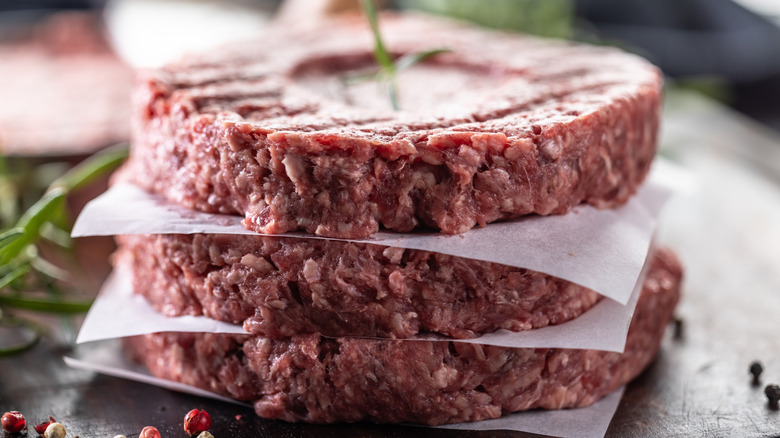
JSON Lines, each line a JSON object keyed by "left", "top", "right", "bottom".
{"left": 116, "top": 233, "right": 607, "bottom": 339}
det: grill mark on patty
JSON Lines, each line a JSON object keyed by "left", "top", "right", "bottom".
{"left": 168, "top": 71, "right": 625, "bottom": 142}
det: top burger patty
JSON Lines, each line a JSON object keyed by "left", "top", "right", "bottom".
{"left": 119, "top": 13, "right": 662, "bottom": 238}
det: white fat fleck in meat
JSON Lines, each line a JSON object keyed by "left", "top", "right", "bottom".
{"left": 432, "top": 365, "right": 457, "bottom": 389}
{"left": 458, "top": 145, "right": 482, "bottom": 167}
{"left": 390, "top": 311, "right": 417, "bottom": 333}
{"left": 416, "top": 171, "right": 436, "bottom": 189}
{"left": 486, "top": 349, "right": 511, "bottom": 372}
{"left": 282, "top": 154, "right": 306, "bottom": 188}
{"left": 382, "top": 247, "right": 404, "bottom": 264}
{"left": 302, "top": 259, "right": 321, "bottom": 283}
{"left": 547, "top": 351, "right": 572, "bottom": 376}
{"left": 226, "top": 268, "right": 247, "bottom": 284}
{"left": 336, "top": 222, "right": 353, "bottom": 234}
{"left": 235, "top": 168, "right": 251, "bottom": 190}
{"left": 267, "top": 299, "right": 287, "bottom": 309}
{"left": 311, "top": 288, "right": 329, "bottom": 308}
{"left": 453, "top": 395, "right": 470, "bottom": 409}
{"left": 387, "top": 270, "right": 406, "bottom": 297}
{"left": 435, "top": 264, "right": 454, "bottom": 282}
{"left": 209, "top": 244, "right": 221, "bottom": 261}
{"left": 420, "top": 148, "right": 444, "bottom": 165}
{"left": 501, "top": 197, "right": 514, "bottom": 210}
{"left": 315, "top": 191, "right": 330, "bottom": 206}
{"left": 539, "top": 136, "right": 564, "bottom": 161}
{"left": 240, "top": 253, "right": 274, "bottom": 273}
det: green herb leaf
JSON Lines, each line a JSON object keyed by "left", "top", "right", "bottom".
{"left": 0, "top": 265, "right": 29, "bottom": 290}
{"left": 50, "top": 142, "right": 129, "bottom": 192}
{"left": 0, "top": 228, "right": 24, "bottom": 250}
{"left": 0, "top": 188, "right": 65, "bottom": 264}
{"left": 17, "top": 188, "right": 66, "bottom": 232}
{"left": 361, "top": 0, "right": 394, "bottom": 72}
{"left": 0, "top": 141, "right": 126, "bottom": 356}
{"left": 0, "top": 329, "right": 41, "bottom": 357}
{"left": 356, "top": 1, "right": 450, "bottom": 111}
{"left": 387, "top": 79, "right": 400, "bottom": 111}
{"left": 0, "top": 294, "right": 93, "bottom": 314}
{"left": 394, "top": 48, "right": 451, "bottom": 72}
{"left": 0, "top": 338, "right": 40, "bottom": 357}
{"left": 39, "top": 222, "right": 72, "bottom": 249}
{"left": 31, "top": 257, "right": 70, "bottom": 282}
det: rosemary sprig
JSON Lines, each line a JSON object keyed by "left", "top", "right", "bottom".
{"left": 358, "top": 0, "right": 450, "bottom": 110}
{"left": 393, "top": 49, "right": 453, "bottom": 72}
{"left": 0, "top": 188, "right": 66, "bottom": 265}
{"left": 0, "top": 294, "right": 92, "bottom": 314}
{"left": 50, "top": 144, "right": 130, "bottom": 192}
{"left": 363, "top": 0, "right": 394, "bottom": 71}
{"left": 0, "top": 143, "right": 128, "bottom": 355}
{"left": 0, "top": 265, "right": 29, "bottom": 289}
{"left": 0, "top": 228, "right": 23, "bottom": 249}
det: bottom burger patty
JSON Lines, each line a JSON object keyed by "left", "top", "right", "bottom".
{"left": 124, "top": 247, "right": 681, "bottom": 425}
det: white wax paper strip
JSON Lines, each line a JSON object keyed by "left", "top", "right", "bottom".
{"left": 72, "top": 160, "right": 680, "bottom": 305}
{"left": 64, "top": 340, "right": 248, "bottom": 407}
{"left": 435, "top": 387, "right": 625, "bottom": 437}
{"left": 76, "top": 256, "right": 646, "bottom": 352}
{"left": 75, "top": 265, "right": 245, "bottom": 343}
{"left": 64, "top": 339, "right": 624, "bottom": 438}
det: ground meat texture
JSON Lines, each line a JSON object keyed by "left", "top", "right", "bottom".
{"left": 116, "top": 12, "right": 662, "bottom": 238}
{"left": 115, "top": 233, "right": 605, "bottom": 338}
{"left": 124, "top": 246, "right": 682, "bottom": 425}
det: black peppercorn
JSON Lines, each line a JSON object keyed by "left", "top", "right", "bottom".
{"left": 672, "top": 317, "right": 684, "bottom": 339}
{"left": 749, "top": 361, "right": 763, "bottom": 385}
{"left": 765, "top": 384, "right": 780, "bottom": 408}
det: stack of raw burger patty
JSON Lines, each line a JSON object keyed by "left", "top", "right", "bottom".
{"left": 114, "top": 13, "right": 682, "bottom": 425}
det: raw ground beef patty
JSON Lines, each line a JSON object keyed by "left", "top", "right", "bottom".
{"left": 115, "top": 233, "right": 611, "bottom": 339}
{"left": 117, "top": 12, "right": 662, "bottom": 238}
{"left": 124, "top": 246, "right": 681, "bottom": 425}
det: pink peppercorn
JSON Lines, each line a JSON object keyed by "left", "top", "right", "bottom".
{"left": 140, "top": 426, "right": 161, "bottom": 438}
{"left": 34, "top": 416, "right": 56, "bottom": 435}
{"left": 1, "top": 411, "right": 26, "bottom": 433}
{"left": 183, "top": 409, "right": 211, "bottom": 436}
